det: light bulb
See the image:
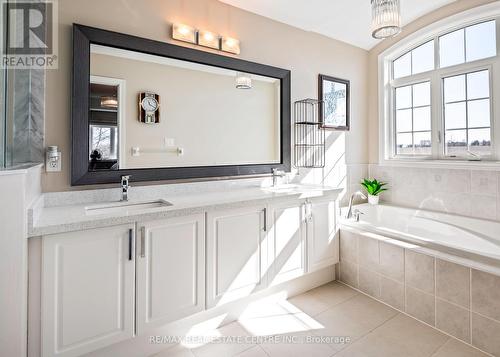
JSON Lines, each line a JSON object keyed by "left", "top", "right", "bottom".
{"left": 198, "top": 30, "right": 220, "bottom": 49}
{"left": 221, "top": 37, "right": 240, "bottom": 54}
{"left": 172, "top": 23, "right": 197, "bottom": 44}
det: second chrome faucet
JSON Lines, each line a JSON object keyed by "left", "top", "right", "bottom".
{"left": 121, "top": 175, "right": 130, "bottom": 201}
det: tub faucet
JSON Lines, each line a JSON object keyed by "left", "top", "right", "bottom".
{"left": 352, "top": 209, "right": 364, "bottom": 222}
{"left": 346, "top": 191, "right": 367, "bottom": 219}
{"left": 121, "top": 175, "right": 130, "bottom": 202}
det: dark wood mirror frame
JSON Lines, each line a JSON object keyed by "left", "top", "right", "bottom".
{"left": 72, "top": 24, "right": 291, "bottom": 186}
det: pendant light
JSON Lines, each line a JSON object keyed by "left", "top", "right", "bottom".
{"left": 371, "top": 0, "right": 402, "bottom": 39}
{"left": 100, "top": 96, "right": 118, "bottom": 109}
{"left": 236, "top": 73, "right": 252, "bottom": 89}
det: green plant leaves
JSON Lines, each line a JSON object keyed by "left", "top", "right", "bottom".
{"left": 360, "top": 178, "right": 388, "bottom": 196}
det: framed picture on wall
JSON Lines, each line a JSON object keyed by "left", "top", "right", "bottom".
{"left": 318, "top": 74, "right": 350, "bottom": 130}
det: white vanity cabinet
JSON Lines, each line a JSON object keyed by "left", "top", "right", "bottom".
{"left": 268, "top": 201, "right": 307, "bottom": 285}
{"left": 136, "top": 214, "right": 205, "bottom": 335}
{"left": 307, "top": 199, "right": 339, "bottom": 272}
{"left": 41, "top": 224, "right": 136, "bottom": 357}
{"left": 36, "top": 190, "right": 341, "bottom": 357}
{"left": 206, "top": 205, "right": 268, "bottom": 308}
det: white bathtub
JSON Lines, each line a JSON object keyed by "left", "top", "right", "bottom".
{"left": 341, "top": 203, "right": 500, "bottom": 269}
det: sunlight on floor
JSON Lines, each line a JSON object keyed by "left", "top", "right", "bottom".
{"left": 181, "top": 292, "right": 326, "bottom": 350}
{"left": 182, "top": 314, "right": 227, "bottom": 348}
{"left": 238, "top": 295, "right": 324, "bottom": 337}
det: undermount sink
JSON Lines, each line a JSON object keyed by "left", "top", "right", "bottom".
{"left": 262, "top": 184, "right": 302, "bottom": 193}
{"left": 85, "top": 199, "right": 172, "bottom": 215}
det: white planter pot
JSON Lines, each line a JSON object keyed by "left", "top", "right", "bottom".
{"left": 368, "top": 194, "right": 379, "bottom": 205}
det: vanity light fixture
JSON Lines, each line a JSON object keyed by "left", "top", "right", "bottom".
{"left": 100, "top": 96, "right": 118, "bottom": 109}
{"left": 221, "top": 36, "right": 240, "bottom": 54}
{"left": 172, "top": 23, "right": 197, "bottom": 44}
{"left": 371, "top": 0, "right": 401, "bottom": 39}
{"left": 198, "top": 29, "right": 220, "bottom": 49}
{"left": 171, "top": 23, "right": 241, "bottom": 54}
{"left": 236, "top": 72, "right": 252, "bottom": 89}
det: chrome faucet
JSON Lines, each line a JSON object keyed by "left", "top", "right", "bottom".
{"left": 346, "top": 191, "right": 367, "bottom": 219}
{"left": 352, "top": 209, "right": 364, "bottom": 222}
{"left": 121, "top": 175, "right": 130, "bottom": 201}
{"left": 272, "top": 168, "right": 286, "bottom": 187}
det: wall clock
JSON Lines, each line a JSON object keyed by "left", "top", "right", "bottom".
{"left": 139, "top": 92, "right": 160, "bottom": 124}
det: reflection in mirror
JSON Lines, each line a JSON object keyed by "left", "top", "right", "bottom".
{"left": 89, "top": 45, "right": 281, "bottom": 171}
{"left": 89, "top": 81, "right": 120, "bottom": 171}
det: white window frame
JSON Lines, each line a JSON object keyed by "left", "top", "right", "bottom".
{"left": 378, "top": 2, "right": 500, "bottom": 168}
{"left": 89, "top": 124, "right": 119, "bottom": 160}
{"left": 392, "top": 80, "right": 433, "bottom": 159}
{"left": 441, "top": 66, "right": 494, "bottom": 160}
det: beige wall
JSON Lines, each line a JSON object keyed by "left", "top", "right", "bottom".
{"left": 44, "top": 0, "right": 368, "bottom": 192}
{"left": 91, "top": 52, "right": 279, "bottom": 168}
{"left": 367, "top": 0, "right": 498, "bottom": 163}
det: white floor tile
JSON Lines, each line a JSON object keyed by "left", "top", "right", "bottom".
{"left": 431, "top": 338, "right": 490, "bottom": 357}
{"left": 190, "top": 322, "right": 256, "bottom": 357}
{"left": 239, "top": 311, "right": 324, "bottom": 337}
{"left": 154, "top": 282, "right": 482, "bottom": 357}
{"left": 312, "top": 294, "right": 398, "bottom": 351}
{"left": 154, "top": 343, "right": 195, "bottom": 357}
{"left": 335, "top": 314, "right": 448, "bottom": 357}
{"left": 260, "top": 331, "right": 336, "bottom": 357}
{"left": 234, "top": 345, "right": 269, "bottom": 357}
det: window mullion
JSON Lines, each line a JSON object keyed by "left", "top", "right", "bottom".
{"left": 431, "top": 72, "right": 441, "bottom": 159}
{"left": 432, "top": 34, "right": 441, "bottom": 160}
{"left": 465, "top": 74, "right": 469, "bottom": 152}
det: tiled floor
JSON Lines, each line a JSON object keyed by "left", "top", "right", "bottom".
{"left": 154, "top": 282, "right": 490, "bottom": 357}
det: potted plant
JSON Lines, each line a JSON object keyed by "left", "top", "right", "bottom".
{"left": 360, "top": 178, "right": 388, "bottom": 205}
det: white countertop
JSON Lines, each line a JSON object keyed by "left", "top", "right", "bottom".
{"left": 29, "top": 184, "right": 342, "bottom": 237}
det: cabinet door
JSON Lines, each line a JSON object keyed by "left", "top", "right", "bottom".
{"left": 42, "top": 224, "right": 135, "bottom": 357}
{"left": 136, "top": 214, "right": 205, "bottom": 335}
{"left": 206, "top": 206, "right": 267, "bottom": 308}
{"left": 268, "top": 202, "right": 306, "bottom": 285}
{"left": 307, "top": 200, "right": 339, "bottom": 272}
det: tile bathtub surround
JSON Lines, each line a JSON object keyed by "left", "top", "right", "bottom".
{"left": 471, "top": 269, "right": 500, "bottom": 321}
{"left": 405, "top": 250, "right": 435, "bottom": 294}
{"left": 368, "top": 164, "right": 500, "bottom": 221}
{"left": 338, "top": 228, "right": 500, "bottom": 355}
{"left": 378, "top": 241, "right": 404, "bottom": 282}
{"left": 406, "top": 285, "right": 436, "bottom": 326}
{"left": 436, "top": 298, "right": 470, "bottom": 343}
{"left": 471, "top": 313, "right": 500, "bottom": 357}
{"left": 379, "top": 276, "right": 404, "bottom": 311}
{"left": 436, "top": 259, "right": 470, "bottom": 308}
{"left": 359, "top": 267, "right": 381, "bottom": 298}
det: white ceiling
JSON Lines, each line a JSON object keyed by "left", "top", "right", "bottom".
{"left": 219, "top": 0, "right": 457, "bottom": 50}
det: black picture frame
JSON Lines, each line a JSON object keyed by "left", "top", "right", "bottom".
{"left": 72, "top": 24, "right": 291, "bottom": 186}
{"left": 318, "top": 74, "right": 350, "bottom": 130}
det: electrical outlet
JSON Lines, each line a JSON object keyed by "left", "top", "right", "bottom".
{"left": 46, "top": 146, "right": 62, "bottom": 172}
{"left": 46, "top": 158, "right": 61, "bottom": 172}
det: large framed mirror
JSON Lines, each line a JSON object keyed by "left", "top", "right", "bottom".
{"left": 72, "top": 24, "right": 291, "bottom": 185}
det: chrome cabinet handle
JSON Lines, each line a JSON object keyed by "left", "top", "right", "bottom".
{"left": 140, "top": 226, "right": 146, "bottom": 258}
{"left": 263, "top": 208, "right": 267, "bottom": 232}
{"left": 128, "top": 228, "right": 133, "bottom": 261}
